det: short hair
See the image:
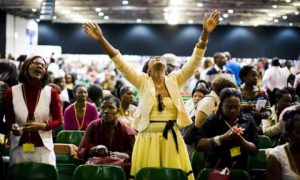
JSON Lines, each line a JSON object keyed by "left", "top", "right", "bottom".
{"left": 284, "top": 109, "right": 300, "bottom": 133}
{"left": 0, "top": 60, "right": 18, "bottom": 86}
{"left": 53, "top": 77, "right": 64, "bottom": 85}
{"left": 87, "top": 84, "right": 103, "bottom": 102}
{"left": 217, "top": 88, "right": 242, "bottom": 114}
{"left": 65, "top": 73, "right": 76, "bottom": 84}
{"left": 72, "top": 84, "right": 85, "bottom": 96}
{"left": 271, "top": 57, "right": 280, "bottom": 66}
{"left": 192, "top": 87, "right": 208, "bottom": 97}
{"left": 213, "top": 52, "right": 224, "bottom": 62}
{"left": 274, "top": 88, "right": 291, "bottom": 103}
{"left": 142, "top": 60, "right": 150, "bottom": 73}
{"left": 239, "top": 65, "right": 256, "bottom": 84}
{"left": 18, "top": 56, "right": 48, "bottom": 88}
{"left": 211, "top": 76, "right": 237, "bottom": 95}
{"left": 119, "top": 86, "right": 132, "bottom": 98}
{"left": 102, "top": 95, "right": 120, "bottom": 109}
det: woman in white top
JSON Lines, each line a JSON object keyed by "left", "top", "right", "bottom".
{"left": 266, "top": 109, "right": 300, "bottom": 180}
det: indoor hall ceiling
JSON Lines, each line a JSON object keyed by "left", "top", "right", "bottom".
{"left": 1, "top": 0, "right": 300, "bottom": 27}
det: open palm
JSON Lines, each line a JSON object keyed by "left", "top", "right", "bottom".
{"left": 203, "top": 10, "right": 220, "bottom": 33}
{"left": 82, "top": 23, "right": 103, "bottom": 41}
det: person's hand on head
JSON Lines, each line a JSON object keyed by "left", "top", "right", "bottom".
{"left": 83, "top": 23, "right": 104, "bottom": 41}
{"left": 203, "top": 10, "right": 220, "bottom": 33}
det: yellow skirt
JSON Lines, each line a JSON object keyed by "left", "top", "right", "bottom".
{"left": 130, "top": 122, "right": 194, "bottom": 180}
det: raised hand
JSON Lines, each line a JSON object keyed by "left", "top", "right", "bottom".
{"left": 82, "top": 23, "right": 104, "bottom": 41}
{"left": 203, "top": 10, "right": 220, "bottom": 33}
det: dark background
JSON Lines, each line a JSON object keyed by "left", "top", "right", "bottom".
{"left": 0, "top": 11, "right": 6, "bottom": 58}
{"left": 38, "top": 22, "right": 300, "bottom": 59}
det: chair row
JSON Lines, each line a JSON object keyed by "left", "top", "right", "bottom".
{"left": 6, "top": 162, "right": 253, "bottom": 180}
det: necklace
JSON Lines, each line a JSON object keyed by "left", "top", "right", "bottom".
{"left": 286, "top": 145, "right": 300, "bottom": 177}
{"left": 73, "top": 102, "right": 87, "bottom": 130}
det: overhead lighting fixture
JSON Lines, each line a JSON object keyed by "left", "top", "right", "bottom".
{"left": 282, "top": 15, "right": 287, "bottom": 20}
{"left": 272, "top": 5, "right": 278, "bottom": 8}
{"left": 285, "top": 0, "right": 291, "bottom": 2}
{"left": 53, "top": 16, "right": 57, "bottom": 20}
{"left": 228, "top": 9, "right": 234, "bottom": 14}
{"left": 98, "top": 12, "right": 104, "bottom": 16}
{"left": 273, "top": 19, "right": 279, "bottom": 23}
{"left": 223, "top": 13, "right": 228, "bottom": 18}
{"left": 104, "top": 16, "right": 109, "bottom": 20}
{"left": 95, "top": 8, "right": 102, "bottom": 12}
{"left": 289, "top": 23, "right": 293, "bottom": 26}
{"left": 219, "top": 17, "right": 223, "bottom": 21}
{"left": 37, "top": 0, "right": 42, "bottom": 2}
{"left": 136, "top": 18, "right": 142, "bottom": 23}
{"left": 122, "top": 0, "right": 129, "bottom": 5}
{"left": 295, "top": 12, "right": 300, "bottom": 15}
{"left": 36, "top": 19, "right": 40, "bottom": 22}
{"left": 293, "top": 2, "right": 300, "bottom": 6}
{"left": 164, "top": 8, "right": 170, "bottom": 12}
{"left": 240, "top": 21, "right": 244, "bottom": 25}
{"left": 32, "top": 8, "right": 37, "bottom": 12}
{"left": 197, "top": 3, "right": 203, "bottom": 7}
{"left": 188, "top": 19, "right": 194, "bottom": 24}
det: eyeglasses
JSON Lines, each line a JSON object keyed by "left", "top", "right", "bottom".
{"left": 157, "top": 94, "right": 165, "bottom": 112}
{"left": 31, "top": 61, "right": 47, "bottom": 69}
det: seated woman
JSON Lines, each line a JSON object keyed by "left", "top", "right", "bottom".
{"left": 194, "top": 76, "right": 237, "bottom": 128}
{"left": 77, "top": 95, "right": 136, "bottom": 164}
{"left": 262, "top": 89, "right": 293, "bottom": 146}
{"left": 239, "top": 65, "right": 271, "bottom": 132}
{"left": 266, "top": 109, "right": 300, "bottom": 180}
{"left": 63, "top": 84, "right": 98, "bottom": 130}
{"left": 195, "top": 88, "right": 258, "bottom": 170}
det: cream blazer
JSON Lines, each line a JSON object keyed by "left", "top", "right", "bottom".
{"left": 112, "top": 47, "right": 206, "bottom": 132}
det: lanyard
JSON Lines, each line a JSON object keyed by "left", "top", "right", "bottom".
{"left": 74, "top": 102, "right": 86, "bottom": 130}
{"left": 22, "top": 85, "right": 41, "bottom": 122}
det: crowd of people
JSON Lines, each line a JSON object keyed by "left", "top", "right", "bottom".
{"left": 0, "top": 10, "right": 300, "bottom": 180}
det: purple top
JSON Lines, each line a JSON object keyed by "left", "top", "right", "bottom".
{"left": 63, "top": 102, "right": 99, "bottom": 130}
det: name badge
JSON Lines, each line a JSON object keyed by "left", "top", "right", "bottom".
{"left": 230, "top": 146, "right": 241, "bottom": 157}
{"left": 22, "top": 143, "right": 35, "bottom": 153}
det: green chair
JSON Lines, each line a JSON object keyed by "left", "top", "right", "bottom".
{"left": 6, "top": 162, "right": 59, "bottom": 180}
{"left": 56, "top": 163, "right": 77, "bottom": 180}
{"left": 72, "top": 164, "right": 126, "bottom": 180}
{"left": 191, "top": 151, "right": 205, "bottom": 178}
{"left": 197, "top": 168, "right": 250, "bottom": 180}
{"left": 56, "top": 130, "right": 84, "bottom": 147}
{"left": 247, "top": 149, "right": 267, "bottom": 180}
{"left": 258, "top": 135, "right": 272, "bottom": 149}
{"left": 135, "top": 167, "right": 188, "bottom": 180}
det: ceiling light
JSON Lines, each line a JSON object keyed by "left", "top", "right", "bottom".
{"left": 104, "top": 16, "right": 109, "bottom": 20}
{"left": 223, "top": 13, "right": 228, "bottom": 18}
{"left": 285, "top": 0, "right": 291, "bottom": 2}
{"left": 98, "top": 12, "right": 104, "bottom": 16}
{"left": 282, "top": 15, "right": 287, "bottom": 20}
{"left": 273, "top": 19, "right": 278, "bottom": 23}
{"left": 228, "top": 9, "right": 234, "bottom": 13}
{"left": 240, "top": 21, "right": 244, "bottom": 25}
{"left": 295, "top": 12, "right": 300, "bottom": 15}
{"left": 188, "top": 19, "right": 194, "bottom": 24}
{"left": 136, "top": 18, "right": 142, "bottom": 23}
{"left": 168, "top": 20, "right": 178, "bottom": 25}
{"left": 32, "top": 8, "right": 37, "bottom": 12}
{"left": 272, "top": 5, "right": 278, "bottom": 8}
{"left": 122, "top": 0, "right": 129, "bottom": 5}
{"left": 197, "top": 3, "right": 203, "bottom": 7}
{"left": 289, "top": 23, "right": 293, "bottom": 26}
{"left": 37, "top": 0, "right": 42, "bottom": 3}
{"left": 268, "top": 13, "right": 277, "bottom": 17}
{"left": 293, "top": 2, "right": 300, "bottom": 6}
{"left": 219, "top": 17, "right": 223, "bottom": 21}
{"left": 53, "top": 16, "right": 57, "bottom": 20}
{"left": 164, "top": 8, "right": 170, "bottom": 12}
{"left": 95, "top": 8, "right": 102, "bottom": 12}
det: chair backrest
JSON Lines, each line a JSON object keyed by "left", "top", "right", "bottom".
{"left": 247, "top": 149, "right": 267, "bottom": 170}
{"left": 135, "top": 167, "right": 188, "bottom": 180}
{"left": 191, "top": 151, "right": 205, "bottom": 178}
{"left": 56, "top": 163, "right": 78, "bottom": 180}
{"left": 56, "top": 130, "right": 84, "bottom": 146}
{"left": 197, "top": 168, "right": 250, "bottom": 180}
{"left": 72, "top": 164, "right": 126, "bottom": 180}
{"left": 6, "top": 162, "right": 59, "bottom": 180}
{"left": 258, "top": 135, "right": 272, "bottom": 149}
